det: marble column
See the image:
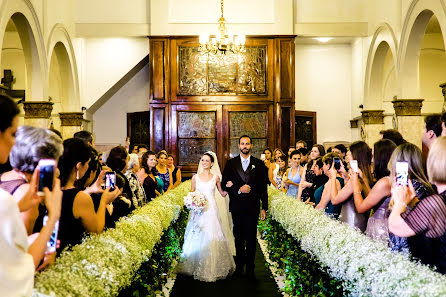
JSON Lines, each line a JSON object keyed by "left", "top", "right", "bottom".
{"left": 360, "top": 110, "right": 384, "bottom": 146}
{"left": 23, "top": 101, "right": 54, "bottom": 128}
{"left": 59, "top": 112, "right": 84, "bottom": 139}
{"left": 392, "top": 99, "right": 423, "bottom": 147}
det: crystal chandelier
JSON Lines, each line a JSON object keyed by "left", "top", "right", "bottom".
{"left": 199, "top": 0, "right": 245, "bottom": 55}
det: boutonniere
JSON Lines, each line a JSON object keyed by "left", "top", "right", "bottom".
{"left": 252, "top": 165, "right": 255, "bottom": 169}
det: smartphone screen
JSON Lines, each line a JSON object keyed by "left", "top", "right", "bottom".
{"left": 350, "top": 160, "right": 359, "bottom": 173}
{"left": 260, "top": 154, "right": 266, "bottom": 161}
{"left": 395, "top": 161, "right": 409, "bottom": 186}
{"left": 333, "top": 157, "right": 341, "bottom": 170}
{"left": 43, "top": 215, "right": 59, "bottom": 253}
{"left": 105, "top": 172, "right": 116, "bottom": 190}
{"left": 38, "top": 159, "right": 55, "bottom": 196}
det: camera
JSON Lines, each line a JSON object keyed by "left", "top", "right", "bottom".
{"left": 395, "top": 161, "right": 409, "bottom": 186}
{"left": 105, "top": 172, "right": 116, "bottom": 191}
{"left": 38, "top": 159, "right": 55, "bottom": 196}
{"left": 333, "top": 157, "right": 341, "bottom": 171}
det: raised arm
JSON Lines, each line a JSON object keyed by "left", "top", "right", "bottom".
{"left": 353, "top": 175, "right": 391, "bottom": 213}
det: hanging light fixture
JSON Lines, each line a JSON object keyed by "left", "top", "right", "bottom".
{"left": 199, "top": 0, "right": 245, "bottom": 55}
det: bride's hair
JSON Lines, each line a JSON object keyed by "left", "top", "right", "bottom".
{"left": 203, "top": 152, "right": 214, "bottom": 163}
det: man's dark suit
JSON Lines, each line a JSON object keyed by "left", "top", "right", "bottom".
{"left": 222, "top": 155, "right": 268, "bottom": 274}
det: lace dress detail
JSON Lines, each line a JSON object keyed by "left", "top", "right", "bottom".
{"left": 177, "top": 175, "right": 235, "bottom": 282}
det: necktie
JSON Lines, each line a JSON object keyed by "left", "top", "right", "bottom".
{"left": 243, "top": 159, "right": 248, "bottom": 171}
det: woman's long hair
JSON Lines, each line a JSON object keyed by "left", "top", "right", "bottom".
{"left": 349, "top": 141, "right": 373, "bottom": 184}
{"left": 373, "top": 139, "right": 397, "bottom": 181}
{"left": 141, "top": 151, "right": 158, "bottom": 176}
{"left": 58, "top": 138, "right": 91, "bottom": 187}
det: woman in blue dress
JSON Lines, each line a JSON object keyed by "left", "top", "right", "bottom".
{"left": 283, "top": 150, "right": 304, "bottom": 198}
{"left": 156, "top": 151, "right": 173, "bottom": 193}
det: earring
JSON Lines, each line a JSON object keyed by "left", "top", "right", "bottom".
{"left": 76, "top": 170, "right": 79, "bottom": 180}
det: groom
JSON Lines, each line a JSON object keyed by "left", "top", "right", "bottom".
{"left": 222, "top": 135, "right": 268, "bottom": 280}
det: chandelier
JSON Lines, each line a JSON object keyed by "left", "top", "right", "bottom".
{"left": 199, "top": 0, "right": 245, "bottom": 55}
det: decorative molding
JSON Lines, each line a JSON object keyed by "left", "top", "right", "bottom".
{"left": 392, "top": 99, "right": 423, "bottom": 116}
{"left": 350, "top": 119, "right": 358, "bottom": 128}
{"left": 23, "top": 101, "right": 54, "bottom": 118}
{"left": 75, "top": 23, "right": 150, "bottom": 37}
{"left": 294, "top": 22, "right": 368, "bottom": 37}
{"left": 361, "top": 110, "right": 384, "bottom": 124}
{"left": 59, "top": 112, "right": 84, "bottom": 126}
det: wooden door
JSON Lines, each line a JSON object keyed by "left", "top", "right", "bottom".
{"left": 127, "top": 111, "right": 150, "bottom": 150}
{"left": 295, "top": 111, "right": 317, "bottom": 147}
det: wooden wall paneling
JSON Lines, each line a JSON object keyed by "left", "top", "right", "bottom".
{"left": 277, "top": 103, "right": 295, "bottom": 152}
{"left": 149, "top": 38, "right": 169, "bottom": 103}
{"left": 279, "top": 39, "right": 294, "bottom": 100}
{"left": 150, "top": 104, "right": 168, "bottom": 152}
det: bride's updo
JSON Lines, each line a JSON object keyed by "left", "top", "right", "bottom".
{"left": 203, "top": 152, "right": 214, "bottom": 163}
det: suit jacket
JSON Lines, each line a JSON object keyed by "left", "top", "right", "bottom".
{"left": 222, "top": 155, "right": 268, "bottom": 215}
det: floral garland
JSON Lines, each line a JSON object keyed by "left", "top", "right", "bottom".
{"left": 32, "top": 181, "right": 191, "bottom": 297}
{"left": 267, "top": 186, "right": 446, "bottom": 296}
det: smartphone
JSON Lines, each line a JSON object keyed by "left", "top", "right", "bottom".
{"left": 43, "top": 215, "right": 59, "bottom": 253}
{"left": 350, "top": 160, "right": 359, "bottom": 173}
{"left": 105, "top": 172, "right": 116, "bottom": 191}
{"left": 38, "top": 159, "right": 55, "bottom": 196}
{"left": 395, "top": 161, "right": 409, "bottom": 186}
{"left": 333, "top": 157, "right": 341, "bottom": 170}
{"left": 260, "top": 154, "right": 266, "bottom": 161}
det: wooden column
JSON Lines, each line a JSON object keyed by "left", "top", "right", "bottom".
{"left": 23, "top": 101, "right": 53, "bottom": 128}
{"left": 392, "top": 99, "right": 423, "bottom": 147}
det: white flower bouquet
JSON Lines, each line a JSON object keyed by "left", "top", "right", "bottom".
{"left": 183, "top": 191, "right": 207, "bottom": 212}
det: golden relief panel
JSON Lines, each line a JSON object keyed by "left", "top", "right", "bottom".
{"left": 178, "top": 46, "right": 267, "bottom": 96}
{"left": 178, "top": 112, "right": 216, "bottom": 138}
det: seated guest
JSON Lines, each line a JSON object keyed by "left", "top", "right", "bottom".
{"left": 125, "top": 153, "right": 146, "bottom": 207}
{"left": 389, "top": 137, "right": 446, "bottom": 274}
{"left": 315, "top": 153, "right": 344, "bottom": 219}
{"left": 167, "top": 154, "right": 182, "bottom": 189}
{"left": 296, "top": 140, "right": 307, "bottom": 150}
{"left": 156, "top": 151, "right": 173, "bottom": 193}
{"left": 269, "top": 148, "right": 285, "bottom": 188}
{"left": 379, "top": 129, "right": 406, "bottom": 146}
{"left": 73, "top": 130, "right": 94, "bottom": 147}
{"left": 350, "top": 139, "right": 397, "bottom": 241}
{"left": 422, "top": 114, "right": 442, "bottom": 149}
{"left": 57, "top": 138, "right": 119, "bottom": 253}
{"left": 142, "top": 151, "right": 163, "bottom": 201}
{"left": 262, "top": 148, "right": 273, "bottom": 169}
{"left": 0, "top": 94, "right": 62, "bottom": 296}
{"left": 106, "top": 146, "right": 136, "bottom": 209}
{"left": 283, "top": 150, "right": 304, "bottom": 198}
{"left": 1, "top": 126, "right": 63, "bottom": 235}
{"left": 332, "top": 144, "right": 347, "bottom": 159}
{"left": 273, "top": 154, "right": 287, "bottom": 191}
{"left": 330, "top": 141, "right": 373, "bottom": 232}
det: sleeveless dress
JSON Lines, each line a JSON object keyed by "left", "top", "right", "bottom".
{"left": 286, "top": 166, "right": 301, "bottom": 198}
{"left": 158, "top": 169, "right": 170, "bottom": 192}
{"left": 177, "top": 175, "right": 235, "bottom": 282}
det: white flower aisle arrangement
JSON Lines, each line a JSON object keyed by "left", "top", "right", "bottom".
{"left": 183, "top": 190, "right": 207, "bottom": 213}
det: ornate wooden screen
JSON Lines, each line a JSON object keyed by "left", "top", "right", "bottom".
{"left": 149, "top": 36, "right": 295, "bottom": 177}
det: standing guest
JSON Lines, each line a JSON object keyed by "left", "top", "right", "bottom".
{"left": 297, "top": 144, "right": 325, "bottom": 202}
{"left": 2, "top": 126, "right": 63, "bottom": 235}
{"left": 296, "top": 140, "right": 307, "bottom": 150}
{"left": 333, "top": 144, "right": 347, "bottom": 159}
{"left": 389, "top": 137, "right": 446, "bottom": 274}
{"left": 105, "top": 173, "right": 134, "bottom": 229}
{"left": 268, "top": 148, "right": 285, "bottom": 187}
{"left": 125, "top": 153, "right": 147, "bottom": 207}
{"left": 311, "top": 144, "right": 326, "bottom": 159}
{"left": 98, "top": 152, "right": 104, "bottom": 166}
{"left": 330, "top": 141, "right": 373, "bottom": 232}
{"left": 57, "top": 138, "right": 119, "bottom": 253}
{"left": 422, "top": 114, "right": 442, "bottom": 149}
{"left": 297, "top": 147, "right": 309, "bottom": 166}
{"left": 167, "top": 154, "right": 182, "bottom": 189}
{"left": 156, "top": 151, "right": 173, "bottom": 193}
{"left": 287, "top": 147, "right": 296, "bottom": 156}
{"left": 283, "top": 150, "right": 303, "bottom": 198}
{"left": 73, "top": 130, "right": 94, "bottom": 147}
{"left": 262, "top": 148, "right": 273, "bottom": 169}
{"left": 379, "top": 129, "right": 406, "bottom": 146}
{"left": 0, "top": 94, "right": 63, "bottom": 296}
{"left": 273, "top": 154, "right": 287, "bottom": 190}
{"left": 306, "top": 158, "right": 328, "bottom": 205}
{"left": 138, "top": 144, "right": 148, "bottom": 154}
{"left": 131, "top": 145, "right": 139, "bottom": 154}
{"left": 49, "top": 128, "right": 63, "bottom": 140}
{"left": 142, "top": 151, "right": 163, "bottom": 201}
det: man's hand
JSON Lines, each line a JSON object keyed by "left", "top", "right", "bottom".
{"left": 260, "top": 209, "right": 266, "bottom": 221}
{"left": 239, "top": 184, "right": 251, "bottom": 194}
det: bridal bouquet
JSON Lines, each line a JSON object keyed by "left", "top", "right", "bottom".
{"left": 183, "top": 191, "right": 207, "bottom": 212}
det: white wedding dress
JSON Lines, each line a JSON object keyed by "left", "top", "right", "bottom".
{"left": 177, "top": 174, "right": 236, "bottom": 282}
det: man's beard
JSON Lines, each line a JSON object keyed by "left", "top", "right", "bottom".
{"left": 240, "top": 147, "right": 251, "bottom": 154}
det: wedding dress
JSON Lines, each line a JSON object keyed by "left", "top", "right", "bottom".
{"left": 177, "top": 153, "right": 235, "bottom": 282}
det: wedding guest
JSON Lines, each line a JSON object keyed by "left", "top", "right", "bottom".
{"left": 268, "top": 148, "right": 285, "bottom": 187}
{"left": 389, "top": 137, "right": 446, "bottom": 274}
{"left": 273, "top": 154, "right": 287, "bottom": 190}
{"left": 287, "top": 146, "right": 296, "bottom": 156}
{"left": 297, "top": 147, "right": 309, "bottom": 166}
{"left": 283, "top": 150, "right": 303, "bottom": 198}
{"left": 306, "top": 158, "right": 328, "bottom": 204}
{"left": 142, "top": 151, "right": 163, "bottom": 201}
{"left": 105, "top": 173, "right": 134, "bottom": 229}
{"left": 49, "top": 128, "right": 63, "bottom": 140}
{"left": 262, "top": 148, "right": 273, "bottom": 168}
{"left": 125, "top": 153, "right": 147, "bottom": 207}
{"left": 422, "top": 114, "right": 442, "bottom": 149}
{"left": 138, "top": 144, "right": 148, "bottom": 154}
{"left": 350, "top": 139, "right": 397, "bottom": 240}
{"left": 333, "top": 144, "right": 347, "bottom": 159}
{"left": 156, "top": 151, "right": 173, "bottom": 193}
{"left": 330, "top": 141, "right": 373, "bottom": 232}
{"left": 57, "top": 138, "right": 119, "bottom": 253}
{"left": 379, "top": 129, "right": 406, "bottom": 146}
{"left": 311, "top": 144, "right": 326, "bottom": 159}
{"left": 0, "top": 94, "right": 62, "bottom": 296}
{"left": 296, "top": 140, "right": 307, "bottom": 149}
{"left": 167, "top": 154, "right": 182, "bottom": 189}
{"left": 131, "top": 144, "right": 139, "bottom": 154}
{"left": 0, "top": 126, "right": 63, "bottom": 235}
{"left": 315, "top": 153, "right": 344, "bottom": 218}
{"left": 73, "top": 130, "right": 94, "bottom": 147}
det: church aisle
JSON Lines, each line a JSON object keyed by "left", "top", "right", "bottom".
{"left": 170, "top": 242, "right": 282, "bottom": 297}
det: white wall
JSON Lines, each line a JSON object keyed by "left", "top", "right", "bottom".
{"left": 295, "top": 43, "right": 352, "bottom": 143}
{"left": 93, "top": 62, "right": 150, "bottom": 146}
{"left": 295, "top": 0, "right": 367, "bottom": 23}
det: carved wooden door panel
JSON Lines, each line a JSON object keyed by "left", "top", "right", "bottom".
{"left": 127, "top": 111, "right": 150, "bottom": 150}
{"left": 295, "top": 111, "right": 317, "bottom": 148}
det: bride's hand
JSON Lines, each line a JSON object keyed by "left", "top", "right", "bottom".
{"left": 221, "top": 191, "right": 228, "bottom": 197}
{"left": 226, "top": 181, "right": 233, "bottom": 188}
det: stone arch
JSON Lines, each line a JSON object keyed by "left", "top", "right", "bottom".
{"left": 0, "top": 0, "right": 47, "bottom": 101}
{"left": 364, "top": 23, "right": 398, "bottom": 111}
{"left": 398, "top": 0, "right": 446, "bottom": 100}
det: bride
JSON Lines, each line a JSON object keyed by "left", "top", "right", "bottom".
{"left": 177, "top": 151, "right": 236, "bottom": 282}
